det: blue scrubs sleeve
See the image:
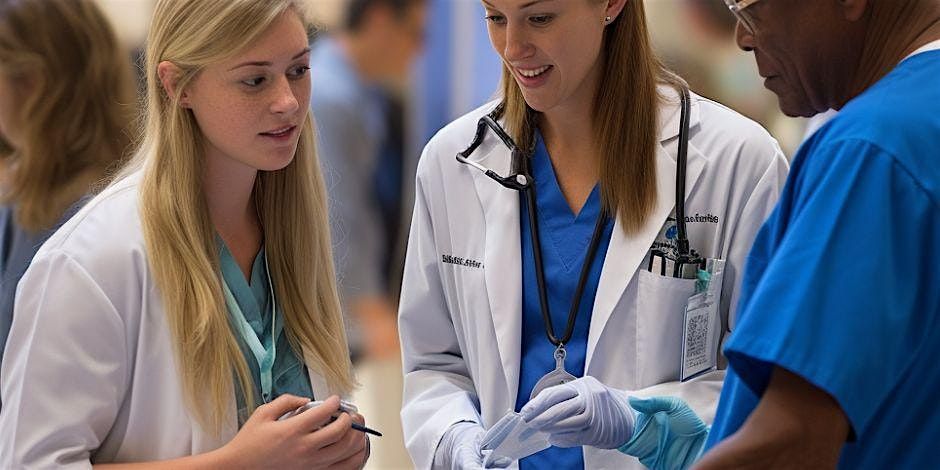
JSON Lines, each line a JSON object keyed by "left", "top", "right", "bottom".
{"left": 719, "top": 139, "right": 940, "bottom": 438}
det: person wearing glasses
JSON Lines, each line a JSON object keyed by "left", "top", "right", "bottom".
{"left": 397, "top": 0, "right": 789, "bottom": 468}
{"left": 612, "top": 0, "right": 940, "bottom": 469}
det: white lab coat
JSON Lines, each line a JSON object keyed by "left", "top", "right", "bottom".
{"left": 0, "top": 173, "right": 339, "bottom": 468}
{"left": 399, "top": 87, "right": 789, "bottom": 469}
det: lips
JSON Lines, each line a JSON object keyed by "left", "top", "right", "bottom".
{"left": 512, "top": 64, "right": 553, "bottom": 88}
{"left": 260, "top": 125, "right": 296, "bottom": 137}
{"left": 517, "top": 65, "right": 551, "bottom": 78}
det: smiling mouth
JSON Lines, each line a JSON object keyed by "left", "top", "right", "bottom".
{"left": 516, "top": 65, "right": 552, "bottom": 78}
{"left": 260, "top": 126, "right": 295, "bottom": 137}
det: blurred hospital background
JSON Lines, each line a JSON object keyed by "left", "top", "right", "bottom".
{"left": 28, "top": 0, "right": 810, "bottom": 468}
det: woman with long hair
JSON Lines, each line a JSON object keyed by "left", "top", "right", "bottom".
{"left": 0, "top": 0, "right": 133, "bottom": 374}
{"left": 398, "top": 0, "right": 789, "bottom": 468}
{"left": 0, "top": 1, "right": 368, "bottom": 468}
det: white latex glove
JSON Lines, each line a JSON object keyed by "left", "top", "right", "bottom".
{"left": 519, "top": 376, "right": 636, "bottom": 449}
{"left": 433, "top": 422, "right": 511, "bottom": 469}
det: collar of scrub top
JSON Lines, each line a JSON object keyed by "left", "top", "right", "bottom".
{"left": 221, "top": 251, "right": 282, "bottom": 403}
{"left": 455, "top": 103, "right": 609, "bottom": 348}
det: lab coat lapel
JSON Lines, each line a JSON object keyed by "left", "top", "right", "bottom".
{"left": 585, "top": 89, "right": 705, "bottom": 368}
{"left": 469, "top": 141, "right": 523, "bottom": 404}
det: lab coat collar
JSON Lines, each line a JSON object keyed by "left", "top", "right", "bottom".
{"left": 657, "top": 84, "right": 702, "bottom": 143}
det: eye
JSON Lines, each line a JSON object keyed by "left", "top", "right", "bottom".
{"left": 484, "top": 14, "right": 506, "bottom": 25}
{"left": 529, "top": 14, "right": 553, "bottom": 25}
{"left": 241, "top": 76, "right": 266, "bottom": 87}
{"left": 288, "top": 64, "right": 310, "bottom": 80}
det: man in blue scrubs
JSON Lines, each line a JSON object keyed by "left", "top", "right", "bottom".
{"left": 696, "top": 1, "right": 940, "bottom": 468}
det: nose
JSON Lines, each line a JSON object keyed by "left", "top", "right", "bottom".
{"left": 503, "top": 21, "right": 534, "bottom": 62}
{"left": 270, "top": 76, "right": 299, "bottom": 115}
{"left": 735, "top": 22, "right": 755, "bottom": 52}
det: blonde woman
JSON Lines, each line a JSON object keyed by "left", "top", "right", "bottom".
{"left": 0, "top": 1, "right": 368, "bottom": 468}
{"left": 0, "top": 0, "right": 133, "bottom": 375}
{"left": 398, "top": 0, "right": 789, "bottom": 468}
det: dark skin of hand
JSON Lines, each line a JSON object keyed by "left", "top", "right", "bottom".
{"left": 694, "top": 367, "right": 849, "bottom": 470}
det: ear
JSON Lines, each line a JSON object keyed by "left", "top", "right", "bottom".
{"left": 839, "top": 0, "right": 868, "bottom": 22}
{"left": 605, "top": 0, "right": 628, "bottom": 23}
{"left": 157, "top": 61, "right": 191, "bottom": 108}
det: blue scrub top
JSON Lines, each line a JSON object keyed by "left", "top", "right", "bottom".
{"left": 219, "top": 241, "right": 313, "bottom": 424}
{"left": 706, "top": 50, "right": 940, "bottom": 468}
{"left": 515, "top": 133, "right": 615, "bottom": 469}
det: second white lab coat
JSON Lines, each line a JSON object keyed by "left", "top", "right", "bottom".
{"left": 399, "top": 88, "right": 789, "bottom": 469}
{"left": 0, "top": 173, "right": 340, "bottom": 468}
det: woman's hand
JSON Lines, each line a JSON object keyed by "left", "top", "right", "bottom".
{"left": 220, "top": 394, "right": 368, "bottom": 469}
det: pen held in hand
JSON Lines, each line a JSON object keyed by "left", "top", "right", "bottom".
{"left": 328, "top": 415, "right": 382, "bottom": 436}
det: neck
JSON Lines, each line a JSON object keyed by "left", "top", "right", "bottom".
{"left": 336, "top": 33, "right": 382, "bottom": 83}
{"left": 537, "top": 93, "right": 601, "bottom": 215}
{"left": 846, "top": 12, "right": 940, "bottom": 107}
{"left": 900, "top": 18, "right": 940, "bottom": 58}
{"left": 204, "top": 148, "right": 262, "bottom": 275}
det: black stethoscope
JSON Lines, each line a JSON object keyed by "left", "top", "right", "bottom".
{"left": 455, "top": 87, "right": 702, "bottom": 391}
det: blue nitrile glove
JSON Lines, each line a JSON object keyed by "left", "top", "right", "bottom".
{"left": 519, "top": 376, "right": 635, "bottom": 449}
{"left": 618, "top": 396, "right": 709, "bottom": 470}
{"left": 433, "top": 422, "right": 512, "bottom": 469}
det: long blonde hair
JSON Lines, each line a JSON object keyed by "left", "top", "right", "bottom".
{"left": 0, "top": 0, "right": 133, "bottom": 232}
{"left": 499, "top": 0, "right": 685, "bottom": 234}
{"left": 131, "top": 0, "right": 353, "bottom": 434}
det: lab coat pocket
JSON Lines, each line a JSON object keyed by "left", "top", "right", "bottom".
{"left": 635, "top": 270, "right": 696, "bottom": 387}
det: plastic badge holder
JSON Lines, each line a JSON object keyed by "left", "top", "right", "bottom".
{"left": 480, "top": 412, "right": 551, "bottom": 466}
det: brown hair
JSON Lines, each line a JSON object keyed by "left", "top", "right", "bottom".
{"left": 0, "top": 0, "right": 134, "bottom": 232}
{"left": 498, "top": 0, "right": 685, "bottom": 234}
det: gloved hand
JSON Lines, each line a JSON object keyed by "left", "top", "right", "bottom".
{"left": 618, "top": 396, "right": 709, "bottom": 470}
{"left": 519, "top": 376, "right": 635, "bottom": 449}
{"left": 433, "top": 422, "right": 511, "bottom": 469}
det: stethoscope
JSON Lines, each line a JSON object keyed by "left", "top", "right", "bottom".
{"left": 455, "top": 87, "right": 702, "bottom": 389}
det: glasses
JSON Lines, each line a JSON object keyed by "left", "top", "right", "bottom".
{"left": 724, "top": 0, "right": 762, "bottom": 35}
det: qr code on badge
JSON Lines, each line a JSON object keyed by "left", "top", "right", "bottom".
{"left": 685, "top": 314, "right": 708, "bottom": 368}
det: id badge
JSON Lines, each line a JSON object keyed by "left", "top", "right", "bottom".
{"left": 680, "top": 259, "right": 725, "bottom": 381}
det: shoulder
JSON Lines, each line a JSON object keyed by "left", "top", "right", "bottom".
{"left": 686, "top": 93, "right": 789, "bottom": 188}
{"left": 32, "top": 171, "right": 147, "bottom": 290}
{"left": 808, "top": 63, "right": 940, "bottom": 199}
{"left": 691, "top": 94, "right": 784, "bottom": 164}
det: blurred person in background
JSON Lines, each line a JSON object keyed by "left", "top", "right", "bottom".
{"left": 0, "top": 0, "right": 134, "bottom": 382}
{"left": 310, "top": 1, "right": 426, "bottom": 466}
{"left": 312, "top": 0, "right": 426, "bottom": 364}
{"left": 0, "top": 1, "right": 369, "bottom": 467}
{"left": 398, "top": 0, "right": 788, "bottom": 468}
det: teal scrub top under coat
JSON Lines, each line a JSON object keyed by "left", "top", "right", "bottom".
{"left": 218, "top": 240, "right": 313, "bottom": 424}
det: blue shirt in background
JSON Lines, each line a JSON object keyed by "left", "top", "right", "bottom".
{"left": 219, "top": 241, "right": 313, "bottom": 424}
{"left": 515, "top": 133, "right": 615, "bottom": 469}
{"left": 706, "top": 50, "right": 940, "bottom": 468}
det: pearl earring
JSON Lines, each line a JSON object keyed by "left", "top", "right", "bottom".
{"left": 604, "top": 16, "right": 611, "bottom": 24}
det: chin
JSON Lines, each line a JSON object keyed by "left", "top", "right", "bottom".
{"left": 257, "top": 151, "right": 296, "bottom": 172}
{"left": 776, "top": 96, "right": 818, "bottom": 118}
